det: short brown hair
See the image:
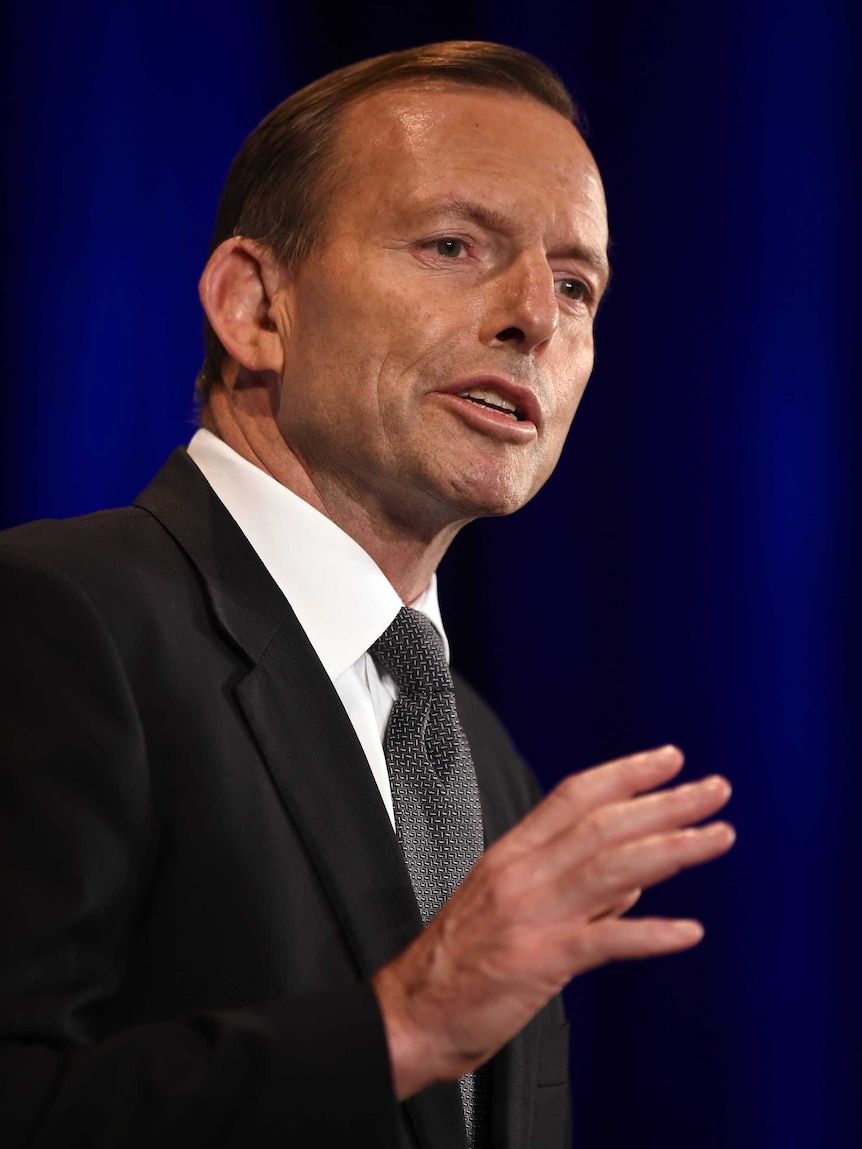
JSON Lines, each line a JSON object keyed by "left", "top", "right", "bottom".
{"left": 196, "top": 41, "right": 579, "bottom": 403}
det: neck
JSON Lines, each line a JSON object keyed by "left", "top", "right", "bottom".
{"left": 201, "top": 387, "right": 466, "bottom": 604}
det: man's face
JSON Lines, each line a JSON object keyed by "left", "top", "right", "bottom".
{"left": 268, "top": 84, "right": 610, "bottom": 535}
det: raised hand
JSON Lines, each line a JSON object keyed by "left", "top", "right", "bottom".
{"left": 372, "top": 745, "right": 734, "bottom": 1100}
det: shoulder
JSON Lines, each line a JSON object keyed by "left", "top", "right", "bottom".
{"left": 0, "top": 505, "right": 200, "bottom": 613}
{"left": 1, "top": 505, "right": 182, "bottom": 579}
{"left": 0, "top": 505, "right": 211, "bottom": 679}
{"left": 0, "top": 447, "right": 211, "bottom": 592}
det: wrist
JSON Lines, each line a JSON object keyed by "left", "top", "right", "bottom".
{"left": 372, "top": 956, "right": 454, "bottom": 1101}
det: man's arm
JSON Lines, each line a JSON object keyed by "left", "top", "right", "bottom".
{"left": 373, "top": 746, "right": 733, "bottom": 1100}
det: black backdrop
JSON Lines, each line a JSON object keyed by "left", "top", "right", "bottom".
{"left": 2, "top": 2, "right": 861, "bottom": 1144}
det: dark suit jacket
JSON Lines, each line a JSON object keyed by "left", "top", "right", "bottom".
{"left": 0, "top": 450, "right": 571, "bottom": 1148}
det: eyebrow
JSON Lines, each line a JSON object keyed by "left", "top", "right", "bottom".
{"left": 413, "top": 196, "right": 612, "bottom": 285}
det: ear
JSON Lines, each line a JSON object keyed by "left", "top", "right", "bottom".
{"left": 198, "top": 238, "right": 285, "bottom": 377}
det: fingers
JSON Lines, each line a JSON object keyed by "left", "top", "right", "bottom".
{"left": 498, "top": 750, "right": 731, "bottom": 924}
{"left": 589, "top": 886, "right": 642, "bottom": 922}
{"left": 579, "top": 916, "right": 707, "bottom": 967}
{"left": 514, "top": 745, "right": 685, "bottom": 851}
{"left": 553, "top": 773, "right": 732, "bottom": 873}
{"left": 574, "top": 819, "right": 736, "bottom": 920}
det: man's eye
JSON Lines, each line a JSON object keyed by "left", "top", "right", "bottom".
{"left": 435, "top": 237, "right": 465, "bottom": 258}
{"left": 558, "top": 278, "right": 587, "bottom": 301}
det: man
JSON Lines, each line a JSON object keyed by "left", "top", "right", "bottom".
{"left": 0, "top": 42, "right": 733, "bottom": 1148}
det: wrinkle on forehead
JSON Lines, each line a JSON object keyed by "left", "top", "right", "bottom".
{"left": 331, "top": 84, "right": 609, "bottom": 267}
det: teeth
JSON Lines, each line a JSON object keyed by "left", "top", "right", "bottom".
{"left": 457, "top": 387, "right": 519, "bottom": 415}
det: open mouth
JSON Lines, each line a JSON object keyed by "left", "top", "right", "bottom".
{"left": 456, "top": 387, "right": 525, "bottom": 421}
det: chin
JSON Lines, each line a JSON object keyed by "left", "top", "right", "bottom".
{"left": 440, "top": 463, "right": 542, "bottom": 520}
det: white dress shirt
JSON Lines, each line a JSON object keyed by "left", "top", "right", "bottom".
{"left": 187, "top": 428, "right": 450, "bottom": 830}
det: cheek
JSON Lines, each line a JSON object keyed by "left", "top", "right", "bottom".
{"left": 378, "top": 268, "right": 488, "bottom": 353}
{"left": 534, "top": 341, "right": 595, "bottom": 472}
{"left": 381, "top": 288, "right": 475, "bottom": 361}
{"left": 551, "top": 337, "right": 595, "bottom": 419}
{"left": 286, "top": 288, "right": 384, "bottom": 392}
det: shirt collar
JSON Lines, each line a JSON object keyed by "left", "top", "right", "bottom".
{"left": 186, "top": 428, "right": 449, "bottom": 680}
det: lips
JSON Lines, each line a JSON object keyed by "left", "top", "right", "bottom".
{"left": 436, "top": 375, "right": 543, "bottom": 430}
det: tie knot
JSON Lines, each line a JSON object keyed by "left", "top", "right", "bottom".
{"left": 370, "top": 607, "right": 451, "bottom": 696}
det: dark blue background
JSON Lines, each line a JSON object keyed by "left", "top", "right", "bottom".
{"left": 3, "top": 2, "right": 859, "bottom": 1144}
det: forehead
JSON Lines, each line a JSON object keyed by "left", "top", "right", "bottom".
{"left": 330, "top": 84, "right": 608, "bottom": 250}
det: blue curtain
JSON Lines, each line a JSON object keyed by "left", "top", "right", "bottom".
{"left": 3, "top": 2, "right": 859, "bottom": 1143}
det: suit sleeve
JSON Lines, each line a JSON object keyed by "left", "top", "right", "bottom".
{"left": 0, "top": 549, "right": 399, "bottom": 1148}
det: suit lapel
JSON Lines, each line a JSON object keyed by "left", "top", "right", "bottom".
{"left": 236, "top": 621, "right": 420, "bottom": 971}
{"left": 135, "top": 449, "right": 421, "bottom": 969}
{"left": 136, "top": 450, "right": 468, "bottom": 1149}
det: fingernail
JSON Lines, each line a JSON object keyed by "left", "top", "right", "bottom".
{"left": 650, "top": 744, "right": 683, "bottom": 762}
{"left": 674, "top": 920, "right": 704, "bottom": 942}
{"left": 705, "top": 821, "right": 736, "bottom": 845}
{"left": 704, "top": 775, "right": 731, "bottom": 793}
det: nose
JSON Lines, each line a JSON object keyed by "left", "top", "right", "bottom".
{"left": 481, "top": 253, "right": 559, "bottom": 354}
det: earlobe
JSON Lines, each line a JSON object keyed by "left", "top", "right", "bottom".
{"left": 199, "top": 238, "right": 285, "bottom": 377}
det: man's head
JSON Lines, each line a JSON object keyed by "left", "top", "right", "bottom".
{"left": 198, "top": 42, "right": 609, "bottom": 574}
{"left": 197, "top": 42, "right": 579, "bottom": 402}
{"left": 198, "top": 42, "right": 583, "bottom": 402}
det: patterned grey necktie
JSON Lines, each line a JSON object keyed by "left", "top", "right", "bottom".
{"left": 371, "top": 607, "right": 487, "bottom": 1147}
